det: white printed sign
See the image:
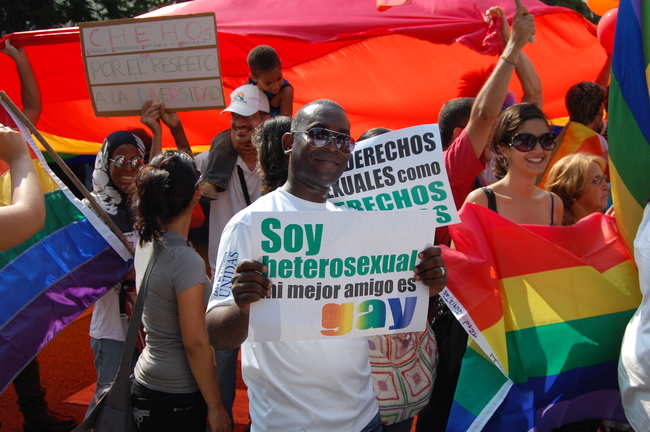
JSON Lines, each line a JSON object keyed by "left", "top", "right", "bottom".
{"left": 328, "top": 125, "right": 459, "bottom": 226}
{"left": 79, "top": 13, "right": 224, "bottom": 116}
{"left": 248, "top": 210, "right": 437, "bottom": 342}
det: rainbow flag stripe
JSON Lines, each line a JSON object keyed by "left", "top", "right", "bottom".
{"left": 538, "top": 121, "right": 604, "bottom": 189}
{"left": 0, "top": 104, "right": 132, "bottom": 394}
{"left": 609, "top": 0, "right": 650, "bottom": 254}
{"left": 442, "top": 204, "right": 640, "bottom": 431}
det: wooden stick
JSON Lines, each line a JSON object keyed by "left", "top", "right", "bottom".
{"left": 0, "top": 91, "right": 135, "bottom": 255}
{"left": 514, "top": 0, "right": 535, "bottom": 43}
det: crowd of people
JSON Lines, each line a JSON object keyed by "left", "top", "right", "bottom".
{"left": 1, "top": 2, "right": 649, "bottom": 432}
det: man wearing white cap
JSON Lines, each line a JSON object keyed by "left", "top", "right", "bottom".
{"left": 194, "top": 83, "right": 269, "bottom": 425}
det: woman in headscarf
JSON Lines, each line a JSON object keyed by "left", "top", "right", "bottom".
{"left": 86, "top": 130, "right": 145, "bottom": 414}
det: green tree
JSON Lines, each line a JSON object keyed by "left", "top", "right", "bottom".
{"left": 1, "top": 0, "right": 186, "bottom": 36}
{"left": 540, "top": 0, "right": 599, "bottom": 24}
{"left": 1, "top": 0, "right": 601, "bottom": 38}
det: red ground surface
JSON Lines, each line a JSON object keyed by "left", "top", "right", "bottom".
{"left": 0, "top": 214, "right": 250, "bottom": 431}
{"left": 0, "top": 311, "right": 250, "bottom": 432}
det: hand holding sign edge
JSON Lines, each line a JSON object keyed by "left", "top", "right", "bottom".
{"left": 413, "top": 246, "right": 448, "bottom": 296}
{"left": 232, "top": 259, "right": 273, "bottom": 314}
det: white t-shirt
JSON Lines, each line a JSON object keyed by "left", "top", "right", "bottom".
{"left": 89, "top": 286, "right": 128, "bottom": 341}
{"left": 619, "top": 204, "right": 650, "bottom": 431}
{"left": 208, "top": 188, "right": 378, "bottom": 432}
{"left": 195, "top": 151, "right": 262, "bottom": 277}
{"left": 89, "top": 230, "right": 138, "bottom": 341}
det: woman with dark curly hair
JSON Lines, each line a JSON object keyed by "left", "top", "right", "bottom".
{"left": 465, "top": 102, "right": 564, "bottom": 225}
{"left": 129, "top": 150, "right": 230, "bottom": 432}
{"left": 252, "top": 115, "right": 292, "bottom": 194}
{"left": 465, "top": 105, "right": 608, "bottom": 432}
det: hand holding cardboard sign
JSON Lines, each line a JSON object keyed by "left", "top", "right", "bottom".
{"left": 140, "top": 101, "right": 162, "bottom": 135}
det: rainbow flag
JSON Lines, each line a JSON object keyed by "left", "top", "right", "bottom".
{"left": 537, "top": 121, "right": 604, "bottom": 189}
{"left": 442, "top": 204, "right": 640, "bottom": 431}
{"left": 609, "top": 0, "right": 650, "bottom": 255}
{"left": 0, "top": 102, "right": 133, "bottom": 394}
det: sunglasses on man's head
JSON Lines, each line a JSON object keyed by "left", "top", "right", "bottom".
{"left": 109, "top": 155, "right": 144, "bottom": 169}
{"left": 293, "top": 128, "right": 355, "bottom": 154}
{"left": 506, "top": 132, "right": 558, "bottom": 152}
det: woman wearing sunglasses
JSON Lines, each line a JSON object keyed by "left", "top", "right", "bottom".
{"left": 465, "top": 102, "right": 564, "bottom": 226}
{"left": 464, "top": 104, "right": 607, "bottom": 432}
{"left": 85, "top": 131, "right": 146, "bottom": 415}
{"left": 545, "top": 153, "right": 610, "bottom": 226}
{"left": 129, "top": 151, "right": 230, "bottom": 432}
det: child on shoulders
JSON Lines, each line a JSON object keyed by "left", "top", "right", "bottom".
{"left": 247, "top": 45, "right": 293, "bottom": 117}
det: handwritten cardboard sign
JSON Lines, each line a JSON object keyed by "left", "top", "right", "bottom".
{"left": 328, "top": 125, "right": 459, "bottom": 226}
{"left": 79, "top": 13, "right": 224, "bottom": 117}
{"left": 247, "top": 210, "right": 437, "bottom": 342}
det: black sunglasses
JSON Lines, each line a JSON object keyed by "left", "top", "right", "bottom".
{"left": 507, "top": 132, "right": 558, "bottom": 152}
{"left": 109, "top": 155, "right": 144, "bottom": 169}
{"left": 293, "top": 128, "right": 355, "bottom": 154}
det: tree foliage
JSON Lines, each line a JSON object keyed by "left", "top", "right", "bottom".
{"left": 540, "top": 0, "right": 600, "bottom": 24}
{"left": 1, "top": 0, "right": 186, "bottom": 36}
{"left": 1, "top": 0, "right": 599, "bottom": 37}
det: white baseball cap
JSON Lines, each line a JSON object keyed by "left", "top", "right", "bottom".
{"left": 221, "top": 84, "right": 270, "bottom": 116}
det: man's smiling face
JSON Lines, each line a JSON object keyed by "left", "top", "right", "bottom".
{"left": 287, "top": 103, "right": 351, "bottom": 198}
{"left": 230, "top": 112, "right": 265, "bottom": 158}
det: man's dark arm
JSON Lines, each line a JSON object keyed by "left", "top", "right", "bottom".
{"left": 206, "top": 304, "right": 250, "bottom": 350}
{"left": 205, "top": 259, "right": 272, "bottom": 350}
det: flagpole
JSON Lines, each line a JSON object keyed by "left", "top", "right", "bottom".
{"left": 0, "top": 91, "right": 135, "bottom": 256}
{"left": 514, "top": 0, "right": 534, "bottom": 43}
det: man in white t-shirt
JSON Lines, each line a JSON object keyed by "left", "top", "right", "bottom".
{"left": 205, "top": 99, "right": 448, "bottom": 432}
{"left": 194, "top": 84, "right": 269, "bottom": 424}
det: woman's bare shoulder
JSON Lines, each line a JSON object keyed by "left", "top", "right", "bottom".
{"left": 465, "top": 187, "right": 489, "bottom": 207}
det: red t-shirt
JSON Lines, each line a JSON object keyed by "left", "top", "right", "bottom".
{"left": 436, "top": 129, "right": 486, "bottom": 246}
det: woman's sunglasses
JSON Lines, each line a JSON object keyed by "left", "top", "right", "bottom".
{"left": 109, "top": 155, "right": 144, "bottom": 169}
{"left": 506, "top": 132, "right": 558, "bottom": 152}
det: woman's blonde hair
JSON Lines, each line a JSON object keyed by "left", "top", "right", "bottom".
{"left": 545, "top": 152, "right": 607, "bottom": 225}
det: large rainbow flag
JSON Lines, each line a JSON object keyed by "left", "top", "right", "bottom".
{"left": 0, "top": 101, "right": 133, "bottom": 394}
{"left": 609, "top": 0, "right": 650, "bottom": 255}
{"left": 442, "top": 204, "right": 640, "bottom": 431}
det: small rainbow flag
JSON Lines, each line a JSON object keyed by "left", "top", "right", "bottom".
{"left": 0, "top": 102, "right": 132, "bottom": 394}
{"left": 442, "top": 204, "right": 640, "bottom": 431}
{"left": 609, "top": 0, "right": 650, "bottom": 255}
{"left": 537, "top": 121, "right": 604, "bottom": 189}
